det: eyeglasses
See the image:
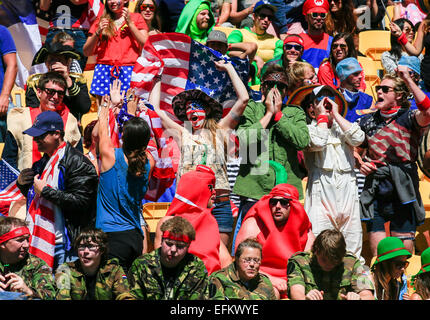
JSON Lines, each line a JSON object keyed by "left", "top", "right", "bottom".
{"left": 77, "top": 244, "right": 99, "bottom": 252}
{"left": 403, "top": 27, "right": 414, "bottom": 34}
{"left": 316, "top": 95, "right": 335, "bottom": 102}
{"left": 332, "top": 43, "right": 347, "bottom": 50}
{"left": 41, "top": 87, "right": 66, "bottom": 98}
{"left": 310, "top": 12, "right": 327, "bottom": 19}
{"left": 269, "top": 198, "right": 291, "bottom": 207}
{"left": 263, "top": 80, "right": 288, "bottom": 92}
{"left": 258, "top": 13, "right": 274, "bottom": 21}
{"left": 375, "top": 85, "right": 394, "bottom": 93}
{"left": 393, "top": 260, "right": 409, "bottom": 269}
{"left": 140, "top": 3, "right": 155, "bottom": 11}
{"left": 284, "top": 44, "right": 303, "bottom": 51}
{"left": 240, "top": 257, "right": 261, "bottom": 265}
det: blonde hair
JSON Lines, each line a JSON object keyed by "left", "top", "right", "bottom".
{"left": 99, "top": 0, "right": 130, "bottom": 41}
{"left": 287, "top": 61, "right": 315, "bottom": 92}
{"left": 382, "top": 74, "right": 411, "bottom": 109}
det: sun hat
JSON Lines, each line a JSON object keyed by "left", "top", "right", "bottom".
{"left": 372, "top": 237, "right": 412, "bottom": 268}
{"left": 172, "top": 89, "right": 223, "bottom": 122}
{"left": 411, "top": 247, "right": 430, "bottom": 286}
{"left": 32, "top": 41, "right": 82, "bottom": 66}
{"left": 398, "top": 55, "right": 421, "bottom": 75}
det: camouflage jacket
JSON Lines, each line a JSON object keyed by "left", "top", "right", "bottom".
{"left": 287, "top": 251, "right": 375, "bottom": 300}
{"left": 0, "top": 254, "right": 56, "bottom": 300}
{"left": 128, "top": 249, "right": 210, "bottom": 300}
{"left": 55, "top": 258, "right": 134, "bottom": 300}
{"left": 209, "top": 262, "right": 277, "bottom": 300}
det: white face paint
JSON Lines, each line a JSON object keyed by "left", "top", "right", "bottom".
{"left": 186, "top": 102, "right": 206, "bottom": 130}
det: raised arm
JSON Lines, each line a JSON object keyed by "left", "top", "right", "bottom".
{"left": 122, "top": 7, "right": 148, "bottom": 47}
{"left": 97, "top": 95, "right": 116, "bottom": 173}
{"left": 390, "top": 21, "right": 425, "bottom": 56}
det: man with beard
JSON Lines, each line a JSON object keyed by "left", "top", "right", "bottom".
{"left": 298, "top": 0, "right": 332, "bottom": 72}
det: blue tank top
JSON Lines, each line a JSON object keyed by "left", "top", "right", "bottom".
{"left": 96, "top": 148, "right": 150, "bottom": 234}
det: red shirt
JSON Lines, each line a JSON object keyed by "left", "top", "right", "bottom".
{"left": 89, "top": 13, "right": 148, "bottom": 65}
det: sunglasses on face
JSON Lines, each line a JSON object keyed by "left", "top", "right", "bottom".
{"left": 140, "top": 3, "right": 155, "bottom": 11}
{"left": 284, "top": 44, "right": 303, "bottom": 51}
{"left": 41, "top": 87, "right": 66, "bottom": 98}
{"left": 77, "top": 244, "right": 99, "bottom": 252}
{"left": 332, "top": 43, "right": 347, "bottom": 50}
{"left": 258, "top": 13, "right": 274, "bottom": 21}
{"left": 316, "top": 95, "right": 335, "bottom": 102}
{"left": 269, "top": 198, "right": 291, "bottom": 207}
{"left": 310, "top": 12, "right": 327, "bottom": 19}
{"left": 375, "top": 85, "right": 394, "bottom": 93}
{"left": 241, "top": 257, "right": 261, "bottom": 265}
{"left": 264, "top": 80, "right": 288, "bottom": 92}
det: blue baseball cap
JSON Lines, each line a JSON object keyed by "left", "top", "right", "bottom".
{"left": 398, "top": 55, "right": 421, "bottom": 75}
{"left": 253, "top": 0, "right": 277, "bottom": 13}
{"left": 23, "top": 111, "right": 64, "bottom": 137}
{"left": 335, "top": 57, "right": 363, "bottom": 82}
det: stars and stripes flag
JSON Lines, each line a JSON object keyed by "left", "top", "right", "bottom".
{"left": 0, "top": 160, "right": 24, "bottom": 217}
{"left": 130, "top": 32, "right": 250, "bottom": 122}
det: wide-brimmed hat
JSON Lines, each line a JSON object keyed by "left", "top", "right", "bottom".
{"left": 286, "top": 84, "right": 348, "bottom": 118}
{"left": 172, "top": 89, "right": 223, "bottom": 122}
{"left": 372, "top": 237, "right": 412, "bottom": 268}
{"left": 32, "top": 42, "right": 82, "bottom": 65}
{"left": 411, "top": 247, "right": 430, "bottom": 286}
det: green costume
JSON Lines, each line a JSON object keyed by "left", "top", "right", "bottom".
{"left": 287, "top": 251, "right": 375, "bottom": 300}
{"left": 209, "top": 262, "right": 276, "bottom": 300}
{"left": 55, "top": 258, "right": 133, "bottom": 300}
{"left": 0, "top": 254, "right": 56, "bottom": 300}
{"left": 128, "top": 248, "right": 210, "bottom": 300}
{"left": 175, "top": 0, "right": 215, "bottom": 43}
{"left": 233, "top": 100, "right": 310, "bottom": 200}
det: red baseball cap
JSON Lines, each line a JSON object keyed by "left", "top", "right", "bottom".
{"left": 302, "top": 0, "right": 329, "bottom": 15}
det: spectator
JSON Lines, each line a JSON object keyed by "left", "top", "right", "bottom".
{"left": 210, "top": 0, "right": 233, "bottom": 27}
{"left": 51, "top": 32, "right": 83, "bottom": 74}
{"left": 83, "top": 120, "right": 100, "bottom": 175}
{"left": 154, "top": 165, "right": 233, "bottom": 274}
{"left": 371, "top": 236, "right": 412, "bottom": 300}
{"left": 151, "top": 60, "right": 249, "bottom": 247}
{"left": 229, "top": 0, "right": 257, "bottom": 28}
{"left": 134, "top": 0, "right": 162, "bottom": 35}
{"left": 393, "top": 0, "right": 426, "bottom": 26}
{"left": 175, "top": 0, "right": 216, "bottom": 43}
{"left": 157, "top": 0, "right": 185, "bottom": 32}
{"left": 325, "top": 0, "right": 358, "bottom": 36}
{"left": 234, "top": 174, "right": 315, "bottom": 299}
{"left": 95, "top": 96, "right": 154, "bottom": 273}
{"left": 16, "top": 111, "right": 98, "bottom": 271}
{"left": 0, "top": 26, "right": 17, "bottom": 143}
{"left": 287, "top": 61, "right": 318, "bottom": 96}
{"left": 261, "top": 34, "right": 305, "bottom": 77}
{"left": 287, "top": 229, "right": 375, "bottom": 300}
{"left": 55, "top": 228, "right": 134, "bottom": 300}
{"left": 358, "top": 73, "right": 430, "bottom": 256}
{"left": 293, "top": 85, "right": 365, "bottom": 261}
{"left": 0, "top": 217, "right": 56, "bottom": 300}
{"left": 299, "top": 0, "right": 333, "bottom": 72}
{"left": 3, "top": 72, "right": 81, "bottom": 171}
{"left": 209, "top": 238, "right": 277, "bottom": 300}
{"left": 83, "top": 0, "right": 148, "bottom": 106}
{"left": 318, "top": 33, "right": 366, "bottom": 91}
{"left": 382, "top": 18, "right": 420, "bottom": 75}
{"left": 29, "top": 42, "right": 92, "bottom": 122}
{"left": 207, "top": 30, "right": 258, "bottom": 62}
{"left": 128, "top": 216, "right": 211, "bottom": 300}
{"left": 336, "top": 57, "right": 373, "bottom": 123}
{"left": 410, "top": 247, "right": 430, "bottom": 300}
{"left": 397, "top": 55, "right": 428, "bottom": 109}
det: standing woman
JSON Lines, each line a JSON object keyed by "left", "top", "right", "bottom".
{"left": 134, "top": 0, "right": 162, "bottom": 35}
{"left": 151, "top": 60, "right": 249, "bottom": 246}
{"left": 371, "top": 237, "right": 412, "bottom": 300}
{"left": 325, "top": 0, "right": 357, "bottom": 36}
{"left": 83, "top": 0, "right": 148, "bottom": 106}
{"left": 95, "top": 95, "right": 154, "bottom": 273}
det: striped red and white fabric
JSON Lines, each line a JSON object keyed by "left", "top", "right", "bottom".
{"left": 108, "top": 108, "right": 121, "bottom": 148}
{"left": 26, "top": 142, "right": 67, "bottom": 269}
{"left": 0, "top": 160, "right": 24, "bottom": 216}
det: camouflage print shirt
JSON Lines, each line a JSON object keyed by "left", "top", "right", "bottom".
{"left": 0, "top": 254, "right": 56, "bottom": 300}
{"left": 209, "top": 262, "right": 277, "bottom": 300}
{"left": 287, "top": 251, "right": 375, "bottom": 300}
{"left": 55, "top": 258, "right": 134, "bottom": 300}
{"left": 128, "top": 248, "right": 210, "bottom": 300}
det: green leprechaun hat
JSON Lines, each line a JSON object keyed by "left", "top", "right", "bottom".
{"left": 411, "top": 247, "right": 430, "bottom": 286}
{"left": 372, "top": 237, "right": 412, "bottom": 269}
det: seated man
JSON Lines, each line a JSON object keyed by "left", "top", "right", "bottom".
{"left": 128, "top": 216, "right": 210, "bottom": 300}
{"left": 154, "top": 165, "right": 232, "bottom": 275}
{"left": 287, "top": 229, "right": 375, "bottom": 300}
{"left": 209, "top": 238, "right": 277, "bottom": 300}
{"left": 234, "top": 180, "right": 315, "bottom": 299}
{"left": 0, "top": 217, "right": 56, "bottom": 300}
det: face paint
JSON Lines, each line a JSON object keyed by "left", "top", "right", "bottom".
{"left": 186, "top": 101, "right": 206, "bottom": 130}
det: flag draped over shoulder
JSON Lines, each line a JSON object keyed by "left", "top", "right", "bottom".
{"left": 0, "top": 0, "right": 44, "bottom": 88}
{"left": 0, "top": 160, "right": 24, "bottom": 216}
{"left": 130, "top": 32, "right": 250, "bottom": 122}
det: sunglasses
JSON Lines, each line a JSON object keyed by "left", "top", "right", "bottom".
{"left": 41, "top": 87, "right": 66, "bottom": 98}
{"left": 264, "top": 80, "right": 288, "bottom": 92}
{"left": 269, "top": 198, "right": 291, "bottom": 207}
{"left": 140, "top": 3, "right": 155, "bottom": 11}
{"left": 332, "top": 43, "right": 347, "bottom": 50}
{"left": 375, "top": 85, "right": 394, "bottom": 93}
{"left": 316, "top": 95, "right": 335, "bottom": 102}
{"left": 241, "top": 257, "right": 261, "bottom": 265}
{"left": 310, "top": 12, "right": 327, "bottom": 18}
{"left": 284, "top": 44, "right": 303, "bottom": 51}
{"left": 393, "top": 260, "right": 409, "bottom": 269}
{"left": 77, "top": 244, "right": 99, "bottom": 252}
{"left": 258, "top": 13, "right": 274, "bottom": 21}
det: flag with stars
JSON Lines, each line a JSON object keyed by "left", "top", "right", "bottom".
{"left": 0, "top": 159, "right": 24, "bottom": 216}
{"left": 130, "top": 32, "right": 250, "bottom": 122}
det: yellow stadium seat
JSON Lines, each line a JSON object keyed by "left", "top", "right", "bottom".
{"left": 358, "top": 30, "right": 391, "bottom": 61}
{"left": 142, "top": 202, "right": 171, "bottom": 232}
{"left": 0, "top": 142, "right": 4, "bottom": 159}
{"left": 11, "top": 85, "right": 26, "bottom": 108}
{"left": 128, "top": 0, "right": 138, "bottom": 12}
{"left": 358, "top": 56, "right": 382, "bottom": 100}
{"left": 383, "top": 5, "right": 395, "bottom": 30}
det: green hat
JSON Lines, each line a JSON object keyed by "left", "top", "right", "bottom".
{"left": 372, "top": 237, "right": 412, "bottom": 268}
{"left": 411, "top": 247, "right": 430, "bottom": 286}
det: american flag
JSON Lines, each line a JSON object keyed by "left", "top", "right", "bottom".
{"left": 130, "top": 32, "right": 250, "bottom": 122}
{"left": 0, "top": 160, "right": 24, "bottom": 216}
